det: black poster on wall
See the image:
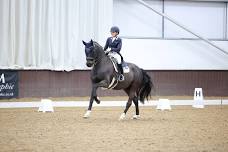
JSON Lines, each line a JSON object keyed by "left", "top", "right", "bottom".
{"left": 0, "top": 70, "right": 18, "bottom": 99}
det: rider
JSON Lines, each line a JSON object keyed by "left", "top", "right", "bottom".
{"left": 104, "top": 26, "right": 124, "bottom": 81}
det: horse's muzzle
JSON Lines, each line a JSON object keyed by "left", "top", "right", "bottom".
{"left": 86, "top": 62, "right": 93, "bottom": 67}
{"left": 86, "top": 57, "right": 95, "bottom": 67}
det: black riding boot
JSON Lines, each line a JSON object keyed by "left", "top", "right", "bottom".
{"left": 117, "top": 64, "right": 124, "bottom": 81}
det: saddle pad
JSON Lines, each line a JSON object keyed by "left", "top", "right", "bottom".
{"left": 109, "top": 56, "right": 130, "bottom": 73}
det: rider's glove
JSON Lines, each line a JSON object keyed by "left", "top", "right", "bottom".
{"left": 104, "top": 48, "right": 111, "bottom": 55}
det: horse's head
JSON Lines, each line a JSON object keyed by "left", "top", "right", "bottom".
{"left": 82, "top": 39, "right": 104, "bottom": 67}
{"left": 82, "top": 39, "right": 96, "bottom": 67}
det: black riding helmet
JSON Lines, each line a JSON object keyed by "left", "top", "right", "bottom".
{"left": 110, "top": 26, "right": 120, "bottom": 34}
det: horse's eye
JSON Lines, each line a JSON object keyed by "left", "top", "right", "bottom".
{"left": 89, "top": 46, "right": 94, "bottom": 50}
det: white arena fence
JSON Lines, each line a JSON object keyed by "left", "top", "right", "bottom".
{"left": 0, "top": 100, "right": 228, "bottom": 109}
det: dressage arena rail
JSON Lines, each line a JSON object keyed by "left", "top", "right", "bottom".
{"left": 0, "top": 100, "right": 228, "bottom": 108}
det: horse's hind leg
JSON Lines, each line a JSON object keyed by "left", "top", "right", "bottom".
{"left": 119, "top": 97, "right": 133, "bottom": 120}
{"left": 133, "top": 96, "right": 139, "bottom": 115}
{"left": 132, "top": 96, "right": 140, "bottom": 119}
{"left": 119, "top": 89, "right": 135, "bottom": 120}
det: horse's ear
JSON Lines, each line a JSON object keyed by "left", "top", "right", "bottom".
{"left": 82, "top": 40, "right": 86, "bottom": 46}
{"left": 90, "top": 39, "right": 93, "bottom": 45}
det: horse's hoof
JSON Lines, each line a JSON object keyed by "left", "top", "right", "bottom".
{"left": 95, "top": 100, "right": 100, "bottom": 104}
{"left": 132, "top": 115, "right": 140, "bottom": 120}
{"left": 119, "top": 113, "right": 126, "bottom": 120}
{"left": 83, "top": 110, "right": 91, "bottom": 118}
{"left": 95, "top": 97, "right": 100, "bottom": 104}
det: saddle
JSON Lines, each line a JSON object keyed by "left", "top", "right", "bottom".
{"left": 101, "top": 56, "right": 130, "bottom": 90}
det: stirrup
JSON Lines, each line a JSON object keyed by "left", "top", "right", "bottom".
{"left": 118, "top": 74, "right": 124, "bottom": 81}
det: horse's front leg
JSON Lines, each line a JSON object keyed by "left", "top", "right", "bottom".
{"left": 83, "top": 85, "right": 97, "bottom": 118}
{"left": 94, "top": 96, "right": 100, "bottom": 104}
{"left": 83, "top": 80, "right": 109, "bottom": 118}
{"left": 93, "top": 79, "right": 110, "bottom": 104}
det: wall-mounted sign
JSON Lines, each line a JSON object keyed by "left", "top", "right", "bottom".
{"left": 0, "top": 70, "right": 18, "bottom": 99}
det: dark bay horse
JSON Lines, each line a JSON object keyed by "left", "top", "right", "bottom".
{"left": 82, "top": 40, "right": 153, "bottom": 120}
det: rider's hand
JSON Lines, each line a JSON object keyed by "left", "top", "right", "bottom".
{"left": 107, "top": 48, "right": 111, "bottom": 52}
{"left": 105, "top": 48, "right": 111, "bottom": 55}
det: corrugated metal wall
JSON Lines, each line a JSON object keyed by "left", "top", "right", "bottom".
{"left": 18, "top": 70, "right": 228, "bottom": 98}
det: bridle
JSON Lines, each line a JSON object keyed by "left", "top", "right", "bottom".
{"left": 86, "top": 45, "right": 102, "bottom": 66}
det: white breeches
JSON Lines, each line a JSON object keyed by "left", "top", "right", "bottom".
{"left": 108, "top": 52, "right": 121, "bottom": 64}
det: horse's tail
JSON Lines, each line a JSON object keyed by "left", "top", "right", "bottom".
{"left": 138, "top": 69, "right": 154, "bottom": 104}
